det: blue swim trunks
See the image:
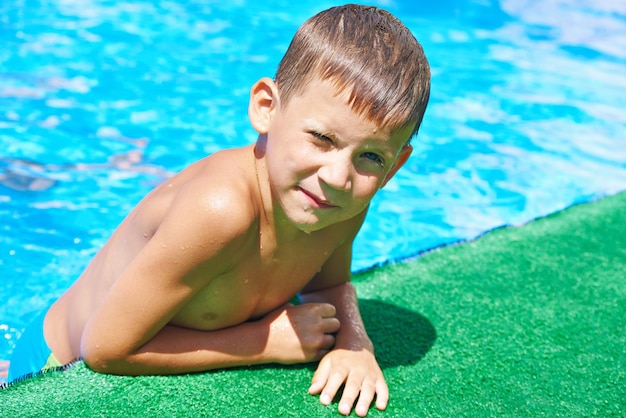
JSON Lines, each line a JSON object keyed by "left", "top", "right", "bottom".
{"left": 7, "top": 307, "right": 62, "bottom": 383}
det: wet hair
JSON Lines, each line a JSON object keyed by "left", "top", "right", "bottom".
{"left": 275, "top": 4, "right": 431, "bottom": 137}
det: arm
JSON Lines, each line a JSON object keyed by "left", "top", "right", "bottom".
{"left": 80, "top": 181, "right": 257, "bottom": 374}
{"left": 299, "top": 223, "right": 388, "bottom": 417}
{"left": 87, "top": 305, "right": 338, "bottom": 376}
{"left": 81, "top": 180, "right": 337, "bottom": 375}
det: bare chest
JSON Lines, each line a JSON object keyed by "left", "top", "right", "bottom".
{"left": 169, "top": 236, "right": 338, "bottom": 330}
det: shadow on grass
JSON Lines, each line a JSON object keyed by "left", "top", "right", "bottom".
{"left": 240, "top": 299, "right": 436, "bottom": 376}
{"left": 360, "top": 299, "right": 436, "bottom": 369}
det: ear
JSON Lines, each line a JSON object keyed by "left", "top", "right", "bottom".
{"left": 248, "top": 77, "right": 279, "bottom": 134}
{"left": 381, "top": 144, "right": 413, "bottom": 188}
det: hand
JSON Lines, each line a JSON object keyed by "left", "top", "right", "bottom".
{"left": 262, "top": 303, "right": 341, "bottom": 364}
{"left": 309, "top": 348, "right": 388, "bottom": 417}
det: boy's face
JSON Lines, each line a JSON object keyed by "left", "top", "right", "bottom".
{"left": 261, "top": 76, "right": 413, "bottom": 233}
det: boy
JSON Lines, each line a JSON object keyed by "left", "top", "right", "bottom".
{"left": 8, "top": 4, "right": 430, "bottom": 416}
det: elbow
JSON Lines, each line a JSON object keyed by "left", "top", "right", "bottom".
{"left": 81, "top": 341, "right": 135, "bottom": 375}
{"left": 81, "top": 349, "right": 115, "bottom": 374}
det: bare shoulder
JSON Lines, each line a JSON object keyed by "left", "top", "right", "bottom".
{"left": 168, "top": 146, "right": 259, "bottom": 241}
{"left": 122, "top": 145, "right": 261, "bottom": 279}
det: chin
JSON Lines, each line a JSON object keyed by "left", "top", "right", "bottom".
{"left": 284, "top": 211, "right": 330, "bottom": 234}
{"left": 292, "top": 217, "right": 325, "bottom": 234}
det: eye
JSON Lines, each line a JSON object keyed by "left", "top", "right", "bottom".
{"left": 311, "top": 131, "right": 333, "bottom": 144}
{"left": 362, "top": 151, "right": 385, "bottom": 167}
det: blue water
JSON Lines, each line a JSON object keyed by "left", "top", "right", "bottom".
{"left": 1, "top": 0, "right": 625, "bottom": 369}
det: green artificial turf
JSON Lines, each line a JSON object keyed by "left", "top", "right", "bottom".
{"left": 1, "top": 192, "right": 625, "bottom": 417}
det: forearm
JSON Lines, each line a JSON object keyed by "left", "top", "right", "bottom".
{"left": 83, "top": 320, "right": 270, "bottom": 376}
{"left": 299, "top": 282, "right": 373, "bottom": 352}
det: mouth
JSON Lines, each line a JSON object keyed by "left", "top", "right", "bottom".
{"left": 297, "top": 186, "right": 337, "bottom": 209}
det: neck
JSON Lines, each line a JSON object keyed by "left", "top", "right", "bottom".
{"left": 253, "top": 147, "right": 271, "bottom": 228}
{"left": 251, "top": 144, "right": 307, "bottom": 243}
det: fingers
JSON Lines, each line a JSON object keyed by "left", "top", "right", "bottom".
{"left": 308, "top": 358, "right": 330, "bottom": 395}
{"left": 354, "top": 378, "right": 388, "bottom": 416}
{"left": 338, "top": 376, "right": 361, "bottom": 415}
{"left": 317, "top": 302, "right": 336, "bottom": 318}
{"left": 374, "top": 379, "right": 389, "bottom": 411}
{"left": 323, "top": 317, "right": 341, "bottom": 334}
{"left": 319, "top": 369, "right": 346, "bottom": 407}
{"left": 338, "top": 377, "right": 389, "bottom": 417}
{"left": 310, "top": 356, "right": 388, "bottom": 417}
{"left": 321, "top": 333, "right": 336, "bottom": 350}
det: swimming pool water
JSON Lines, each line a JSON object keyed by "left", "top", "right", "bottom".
{"left": 1, "top": 0, "right": 625, "bottom": 366}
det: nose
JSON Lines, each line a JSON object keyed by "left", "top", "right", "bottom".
{"left": 317, "top": 151, "right": 353, "bottom": 191}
